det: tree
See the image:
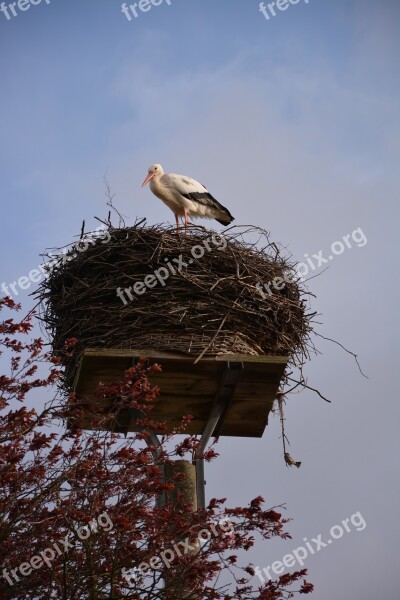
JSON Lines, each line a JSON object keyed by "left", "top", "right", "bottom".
{"left": 0, "top": 297, "right": 313, "bottom": 599}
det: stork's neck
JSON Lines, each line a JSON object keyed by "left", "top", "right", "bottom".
{"left": 149, "top": 174, "right": 163, "bottom": 194}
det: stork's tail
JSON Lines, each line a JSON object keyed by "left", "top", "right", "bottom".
{"left": 215, "top": 213, "right": 235, "bottom": 226}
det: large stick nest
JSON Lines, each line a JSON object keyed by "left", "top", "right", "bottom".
{"left": 36, "top": 222, "right": 315, "bottom": 390}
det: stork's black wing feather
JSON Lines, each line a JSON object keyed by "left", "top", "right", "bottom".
{"left": 181, "top": 191, "right": 234, "bottom": 222}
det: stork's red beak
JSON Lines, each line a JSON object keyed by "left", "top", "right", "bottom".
{"left": 142, "top": 172, "right": 154, "bottom": 187}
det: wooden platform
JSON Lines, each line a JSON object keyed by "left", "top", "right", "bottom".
{"left": 73, "top": 349, "right": 288, "bottom": 438}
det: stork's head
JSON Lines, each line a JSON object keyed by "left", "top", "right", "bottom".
{"left": 142, "top": 164, "right": 164, "bottom": 187}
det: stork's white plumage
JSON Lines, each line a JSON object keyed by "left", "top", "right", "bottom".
{"left": 142, "top": 164, "right": 234, "bottom": 233}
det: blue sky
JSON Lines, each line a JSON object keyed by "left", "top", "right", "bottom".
{"left": 1, "top": 0, "right": 399, "bottom": 598}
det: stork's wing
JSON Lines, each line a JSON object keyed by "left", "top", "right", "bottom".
{"left": 165, "top": 173, "right": 232, "bottom": 216}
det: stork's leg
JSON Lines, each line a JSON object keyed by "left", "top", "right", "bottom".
{"left": 175, "top": 214, "right": 180, "bottom": 235}
{"left": 184, "top": 209, "right": 188, "bottom": 236}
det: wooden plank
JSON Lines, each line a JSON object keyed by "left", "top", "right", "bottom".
{"left": 148, "top": 377, "right": 219, "bottom": 395}
{"left": 76, "top": 356, "right": 286, "bottom": 389}
{"left": 214, "top": 354, "right": 288, "bottom": 364}
{"left": 233, "top": 381, "right": 279, "bottom": 399}
{"left": 81, "top": 348, "right": 288, "bottom": 365}
{"left": 82, "top": 348, "right": 200, "bottom": 360}
{"left": 76, "top": 356, "right": 221, "bottom": 381}
{"left": 219, "top": 400, "right": 273, "bottom": 437}
{"left": 75, "top": 356, "right": 132, "bottom": 390}
{"left": 77, "top": 406, "right": 272, "bottom": 437}
{"left": 77, "top": 392, "right": 213, "bottom": 416}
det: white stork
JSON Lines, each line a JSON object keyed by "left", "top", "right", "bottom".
{"left": 142, "top": 164, "right": 234, "bottom": 233}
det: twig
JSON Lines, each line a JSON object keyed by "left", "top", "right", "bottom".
{"left": 287, "top": 376, "right": 331, "bottom": 403}
{"left": 94, "top": 216, "right": 110, "bottom": 227}
{"left": 103, "top": 169, "right": 127, "bottom": 228}
{"left": 277, "top": 395, "right": 289, "bottom": 455}
{"left": 194, "top": 314, "right": 228, "bottom": 364}
{"left": 277, "top": 395, "right": 302, "bottom": 468}
{"left": 314, "top": 332, "right": 368, "bottom": 378}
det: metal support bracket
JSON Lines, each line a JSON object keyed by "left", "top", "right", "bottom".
{"left": 194, "top": 361, "right": 244, "bottom": 509}
{"left": 114, "top": 406, "right": 166, "bottom": 507}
